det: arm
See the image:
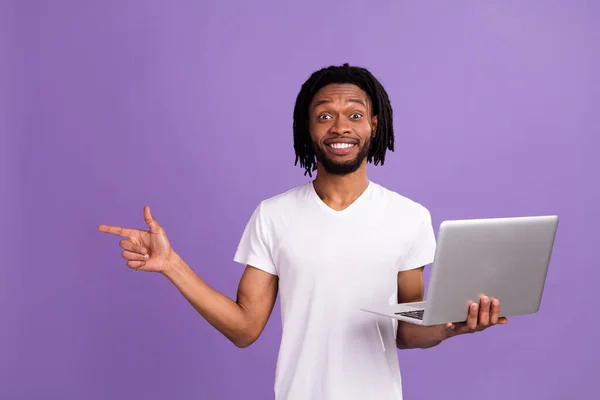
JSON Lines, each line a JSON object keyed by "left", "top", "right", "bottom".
{"left": 163, "top": 253, "right": 278, "bottom": 348}
{"left": 395, "top": 267, "right": 508, "bottom": 349}
{"left": 395, "top": 267, "right": 447, "bottom": 349}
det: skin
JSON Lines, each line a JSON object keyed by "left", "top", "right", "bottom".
{"left": 99, "top": 206, "right": 278, "bottom": 348}
{"left": 98, "top": 83, "right": 506, "bottom": 350}
{"left": 309, "top": 84, "right": 376, "bottom": 207}
{"left": 396, "top": 267, "right": 507, "bottom": 349}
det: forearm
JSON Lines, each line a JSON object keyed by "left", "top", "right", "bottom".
{"left": 396, "top": 322, "right": 449, "bottom": 349}
{"left": 162, "top": 252, "right": 254, "bottom": 348}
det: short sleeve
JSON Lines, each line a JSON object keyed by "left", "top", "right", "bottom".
{"left": 397, "top": 206, "right": 437, "bottom": 272}
{"left": 233, "top": 203, "right": 278, "bottom": 275}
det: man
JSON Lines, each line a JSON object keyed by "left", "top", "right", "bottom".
{"left": 99, "top": 63, "right": 506, "bottom": 399}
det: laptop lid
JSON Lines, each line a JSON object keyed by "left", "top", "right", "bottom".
{"left": 423, "top": 215, "right": 559, "bottom": 326}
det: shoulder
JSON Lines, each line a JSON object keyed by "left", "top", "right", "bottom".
{"left": 253, "top": 182, "right": 312, "bottom": 217}
{"left": 371, "top": 182, "right": 431, "bottom": 220}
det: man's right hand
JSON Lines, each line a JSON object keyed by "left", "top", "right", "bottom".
{"left": 98, "top": 205, "right": 279, "bottom": 348}
{"left": 98, "top": 206, "right": 174, "bottom": 273}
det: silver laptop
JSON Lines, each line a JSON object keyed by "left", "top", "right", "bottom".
{"left": 361, "top": 215, "right": 559, "bottom": 326}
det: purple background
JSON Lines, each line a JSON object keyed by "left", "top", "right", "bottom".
{"left": 3, "top": 1, "right": 599, "bottom": 399}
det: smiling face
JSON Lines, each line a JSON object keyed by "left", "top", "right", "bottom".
{"left": 308, "top": 83, "right": 378, "bottom": 176}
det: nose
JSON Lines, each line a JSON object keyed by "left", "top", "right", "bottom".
{"left": 331, "top": 116, "right": 351, "bottom": 136}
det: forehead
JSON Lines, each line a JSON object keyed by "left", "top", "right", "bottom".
{"left": 310, "top": 83, "right": 370, "bottom": 108}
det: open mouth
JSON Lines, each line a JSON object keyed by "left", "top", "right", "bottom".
{"left": 326, "top": 142, "right": 357, "bottom": 155}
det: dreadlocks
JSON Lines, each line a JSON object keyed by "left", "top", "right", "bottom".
{"left": 293, "top": 63, "right": 395, "bottom": 177}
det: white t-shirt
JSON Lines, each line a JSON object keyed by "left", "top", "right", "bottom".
{"left": 233, "top": 180, "right": 437, "bottom": 400}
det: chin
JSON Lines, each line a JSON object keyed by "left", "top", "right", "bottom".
{"left": 319, "top": 157, "right": 364, "bottom": 175}
{"left": 314, "top": 143, "right": 370, "bottom": 176}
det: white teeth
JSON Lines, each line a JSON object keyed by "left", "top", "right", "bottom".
{"left": 329, "top": 143, "right": 354, "bottom": 149}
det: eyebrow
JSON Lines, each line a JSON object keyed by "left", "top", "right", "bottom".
{"left": 312, "top": 98, "right": 367, "bottom": 109}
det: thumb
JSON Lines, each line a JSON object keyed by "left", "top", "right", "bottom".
{"left": 144, "top": 205, "right": 161, "bottom": 232}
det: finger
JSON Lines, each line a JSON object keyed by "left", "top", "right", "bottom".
{"left": 498, "top": 317, "right": 508, "bottom": 324}
{"left": 119, "top": 239, "right": 147, "bottom": 255}
{"left": 467, "top": 302, "right": 479, "bottom": 330}
{"left": 127, "top": 260, "right": 145, "bottom": 270}
{"left": 144, "top": 206, "right": 161, "bottom": 232}
{"left": 98, "top": 224, "right": 137, "bottom": 238}
{"left": 479, "top": 296, "right": 490, "bottom": 327}
{"left": 489, "top": 298, "right": 501, "bottom": 325}
{"left": 121, "top": 250, "right": 149, "bottom": 262}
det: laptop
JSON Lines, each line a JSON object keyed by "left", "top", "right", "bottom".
{"left": 360, "top": 215, "right": 559, "bottom": 326}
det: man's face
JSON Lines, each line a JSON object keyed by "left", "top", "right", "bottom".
{"left": 308, "top": 83, "right": 378, "bottom": 175}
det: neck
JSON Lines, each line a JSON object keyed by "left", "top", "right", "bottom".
{"left": 312, "top": 163, "right": 370, "bottom": 210}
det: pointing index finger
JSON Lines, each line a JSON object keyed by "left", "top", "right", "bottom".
{"left": 98, "top": 224, "right": 137, "bottom": 238}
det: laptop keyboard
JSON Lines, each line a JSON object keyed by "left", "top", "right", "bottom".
{"left": 395, "top": 309, "right": 424, "bottom": 320}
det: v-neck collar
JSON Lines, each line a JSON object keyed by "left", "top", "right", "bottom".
{"left": 309, "top": 180, "right": 373, "bottom": 216}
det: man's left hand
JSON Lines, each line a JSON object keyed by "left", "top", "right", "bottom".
{"left": 444, "top": 296, "right": 508, "bottom": 337}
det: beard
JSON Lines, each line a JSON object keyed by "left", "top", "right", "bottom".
{"left": 312, "top": 138, "right": 371, "bottom": 176}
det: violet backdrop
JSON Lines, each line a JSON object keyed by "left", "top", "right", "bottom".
{"left": 2, "top": 1, "right": 599, "bottom": 399}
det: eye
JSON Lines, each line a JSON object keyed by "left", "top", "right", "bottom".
{"left": 318, "top": 114, "right": 332, "bottom": 120}
{"left": 349, "top": 113, "right": 362, "bottom": 119}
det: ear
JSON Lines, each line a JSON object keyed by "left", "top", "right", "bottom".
{"left": 371, "top": 116, "right": 378, "bottom": 137}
